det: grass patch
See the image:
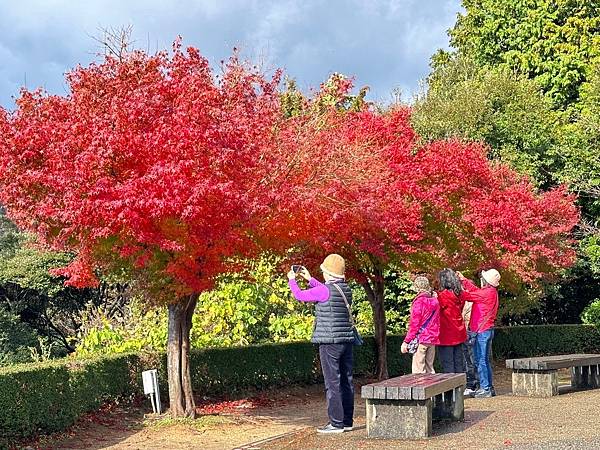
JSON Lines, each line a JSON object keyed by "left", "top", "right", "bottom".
{"left": 143, "top": 414, "right": 234, "bottom": 431}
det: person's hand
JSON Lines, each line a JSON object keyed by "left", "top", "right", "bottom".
{"left": 401, "top": 342, "right": 409, "bottom": 354}
{"left": 456, "top": 271, "right": 466, "bottom": 281}
{"left": 299, "top": 267, "right": 311, "bottom": 281}
{"left": 287, "top": 270, "right": 296, "bottom": 280}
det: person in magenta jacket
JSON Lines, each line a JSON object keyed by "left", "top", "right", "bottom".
{"left": 401, "top": 276, "right": 440, "bottom": 374}
{"left": 458, "top": 269, "right": 500, "bottom": 398}
{"left": 436, "top": 269, "right": 467, "bottom": 374}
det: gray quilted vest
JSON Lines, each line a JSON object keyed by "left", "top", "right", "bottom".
{"left": 311, "top": 280, "right": 355, "bottom": 344}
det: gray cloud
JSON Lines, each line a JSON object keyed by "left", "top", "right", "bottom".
{"left": 0, "top": 0, "right": 461, "bottom": 108}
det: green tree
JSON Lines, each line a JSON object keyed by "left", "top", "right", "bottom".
{"left": 445, "top": 0, "right": 600, "bottom": 110}
{"left": 74, "top": 259, "right": 418, "bottom": 356}
{"left": 0, "top": 209, "right": 124, "bottom": 354}
{"left": 412, "top": 56, "right": 562, "bottom": 187}
{"left": 560, "top": 65, "right": 600, "bottom": 272}
{"left": 352, "top": 270, "right": 413, "bottom": 336}
{"left": 75, "top": 256, "right": 316, "bottom": 354}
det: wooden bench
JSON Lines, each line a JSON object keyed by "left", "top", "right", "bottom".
{"left": 506, "top": 353, "right": 600, "bottom": 397}
{"left": 361, "top": 373, "right": 466, "bottom": 439}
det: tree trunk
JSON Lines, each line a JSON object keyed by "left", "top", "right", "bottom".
{"left": 167, "top": 294, "right": 197, "bottom": 418}
{"left": 361, "top": 267, "right": 388, "bottom": 380}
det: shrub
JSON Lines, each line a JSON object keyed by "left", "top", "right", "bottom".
{"left": 581, "top": 299, "right": 600, "bottom": 327}
{"left": 0, "top": 354, "right": 139, "bottom": 447}
{"left": 143, "top": 337, "right": 410, "bottom": 399}
{"left": 492, "top": 324, "right": 600, "bottom": 359}
{"left": 0, "top": 308, "right": 38, "bottom": 365}
{"left": 74, "top": 264, "right": 417, "bottom": 356}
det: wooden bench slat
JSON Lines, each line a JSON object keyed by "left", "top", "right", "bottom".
{"left": 362, "top": 373, "right": 465, "bottom": 400}
{"left": 415, "top": 374, "right": 466, "bottom": 400}
{"left": 374, "top": 385, "right": 387, "bottom": 399}
{"left": 507, "top": 354, "right": 600, "bottom": 370}
{"left": 541, "top": 355, "right": 600, "bottom": 369}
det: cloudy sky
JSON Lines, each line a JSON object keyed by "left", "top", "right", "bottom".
{"left": 0, "top": 0, "right": 462, "bottom": 109}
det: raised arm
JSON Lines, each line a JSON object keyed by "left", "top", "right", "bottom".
{"left": 288, "top": 277, "right": 329, "bottom": 303}
{"left": 460, "top": 279, "right": 488, "bottom": 303}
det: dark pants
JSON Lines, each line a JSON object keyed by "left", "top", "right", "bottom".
{"left": 464, "top": 331, "right": 479, "bottom": 390}
{"left": 319, "top": 343, "right": 354, "bottom": 428}
{"left": 438, "top": 344, "right": 466, "bottom": 373}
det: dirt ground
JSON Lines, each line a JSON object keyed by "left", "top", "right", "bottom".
{"left": 21, "top": 363, "right": 600, "bottom": 450}
{"left": 23, "top": 383, "right": 332, "bottom": 450}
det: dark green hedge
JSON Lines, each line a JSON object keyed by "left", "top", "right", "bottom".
{"left": 146, "top": 338, "right": 408, "bottom": 398}
{"left": 492, "top": 324, "right": 600, "bottom": 359}
{"left": 188, "top": 341, "right": 320, "bottom": 395}
{"left": 3, "top": 324, "right": 600, "bottom": 446}
{"left": 134, "top": 324, "right": 600, "bottom": 399}
{"left": 0, "top": 354, "right": 139, "bottom": 447}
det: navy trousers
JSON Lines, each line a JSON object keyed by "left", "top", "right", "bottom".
{"left": 319, "top": 343, "right": 354, "bottom": 428}
{"left": 438, "top": 344, "right": 466, "bottom": 373}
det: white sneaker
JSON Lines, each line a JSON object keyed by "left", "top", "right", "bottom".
{"left": 464, "top": 387, "right": 476, "bottom": 397}
{"left": 474, "top": 388, "right": 492, "bottom": 398}
{"left": 343, "top": 426, "right": 353, "bottom": 431}
{"left": 317, "top": 424, "right": 344, "bottom": 434}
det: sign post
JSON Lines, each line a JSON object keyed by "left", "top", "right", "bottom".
{"left": 142, "top": 369, "right": 162, "bottom": 414}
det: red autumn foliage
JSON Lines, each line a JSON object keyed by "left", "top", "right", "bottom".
{"left": 264, "top": 106, "right": 421, "bottom": 272}
{"left": 268, "top": 94, "right": 578, "bottom": 286}
{"left": 408, "top": 139, "right": 579, "bottom": 283}
{"left": 195, "top": 396, "right": 275, "bottom": 415}
{"left": 0, "top": 42, "right": 283, "bottom": 302}
{"left": 0, "top": 42, "right": 578, "bottom": 302}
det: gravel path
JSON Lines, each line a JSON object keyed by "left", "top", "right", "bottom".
{"left": 259, "top": 365, "right": 600, "bottom": 450}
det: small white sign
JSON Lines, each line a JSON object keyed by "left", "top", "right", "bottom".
{"left": 141, "top": 369, "right": 162, "bottom": 414}
{"left": 142, "top": 369, "right": 157, "bottom": 395}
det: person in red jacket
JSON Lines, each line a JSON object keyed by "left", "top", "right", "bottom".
{"left": 458, "top": 269, "right": 500, "bottom": 398}
{"left": 436, "top": 269, "right": 467, "bottom": 374}
{"left": 401, "top": 276, "right": 440, "bottom": 374}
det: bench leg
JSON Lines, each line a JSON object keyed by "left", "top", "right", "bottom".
{"left": 366, "top": 398, "right": 432, "bottom": 439}
{"left": 572, "top": 365, "right": 600, "bottom": 389}
{"left": 433, "top": 387, "right": 464, "bottom": 421}
{"left": 572, "top": 366, "right": 586, "bottom": 388}
{"left": 512, "top": 369, "right": 558, "bottom": 397}
{"left": 592, "top": 365, "right": 600, "bottom": 388}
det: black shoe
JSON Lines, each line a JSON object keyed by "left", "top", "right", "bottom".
{"left": 491, "top": 386, "right": 497, "bottom": 397}
{"left": 317, "top": 424, "right": 344, "bottom": 434}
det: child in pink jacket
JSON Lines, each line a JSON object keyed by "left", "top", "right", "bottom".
{"left": 401, "top": 276, "right": 440, "bottom": 373}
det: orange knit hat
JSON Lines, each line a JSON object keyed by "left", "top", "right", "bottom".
{"left": 320, "top": 254, "right": 345, "bottom": 278}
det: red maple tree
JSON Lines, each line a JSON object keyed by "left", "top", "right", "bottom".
{"left": 0, "top": 41, "right": 579, "bottom": 403}
{"left": 273, "top": 78, "right": 579, "bottom": 379}
{"left": 0, "top": 42, "right": 284, "bottom": 417}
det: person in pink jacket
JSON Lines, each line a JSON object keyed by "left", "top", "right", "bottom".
{"left": 401, "top": 276, "right": 440, "bottom": 374}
